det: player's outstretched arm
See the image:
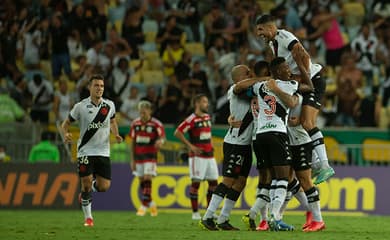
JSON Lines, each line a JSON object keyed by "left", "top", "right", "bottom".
{"left": 266, "top": 79, "right": 298, "bottom": 108}
{"left": 233, "top": 76, "right": 271, "bottom": 94}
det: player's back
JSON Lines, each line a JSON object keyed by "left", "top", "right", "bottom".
{"left": 224, "top": 85, "right": 253, "bottom": 145}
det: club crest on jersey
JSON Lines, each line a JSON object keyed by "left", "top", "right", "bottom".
{"left": 100, "top": 107, "right": 108, "bottom": 115}
{"left": 146, "top": 126, "right": 153, "bottom": 133}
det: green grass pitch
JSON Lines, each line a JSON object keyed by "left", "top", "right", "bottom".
{"left": 1, "top": 210, "right": 390, "bottom": 240}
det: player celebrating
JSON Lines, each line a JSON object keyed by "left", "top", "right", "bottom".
{"left": 174, "top": 94, "right": 219, "bottom": 220}
{"left": 61, "top": 74, "right": 123, "bottom": 227}
{"left": 200, "top": 65, "right": 263, "bottom": 230}
{"left": 256, "top": 14, "right": 335, "bottom": 184}
{"left": 129, "top": 100, "right": 165, "bottom": 217}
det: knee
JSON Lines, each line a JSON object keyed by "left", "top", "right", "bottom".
{"left": 98, "top": 181, "right": 111, "bottom": 192}
{"left": 222, "top": 177, "right": 234, "bottom": 188}
{"left": 301, "top": 118, "right": 314, "bottom": 131}
{"left": 233, "top": 177, "right": 247, "bottom": 192}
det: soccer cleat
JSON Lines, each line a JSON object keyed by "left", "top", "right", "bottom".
{"left": 84, "top": 218, "right": 94, "bottom": 227}
{"left": 256, "top": 220, "right": 269, "bottom": 231}
{"left": 311, "top": 168, "right": 321, "bottom": 179}
{"left": 302, "top": 211, "right": 313, "bottom": 230}
{"left": 136, "top": 206, "right": 146, "bottom": 216}
{"left": 303, "top": 221, "right": 325, "bottom": 232}
{"left": 268, "top": 215, "right": 294, "bottom": 231}
{"left": 192, "top": 212, "right": 201, "bottom": 220}
{"left": 314, "top": 167, "right": 335, "bottom": 185}
{"left": 199, "top": 218, "right": 218, "bottom": 231}
{"left": 217, "top": 220, "right": 240, "bottom": 231}
{"left": 150, "top": 205, "right": 158, "bottom": 217}
{"left": 241, "top": 214, "right": 256, "bottom": 231}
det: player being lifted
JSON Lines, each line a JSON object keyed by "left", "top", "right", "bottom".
{"left": 256, "top": 14, "right": 335, "bottom": 184}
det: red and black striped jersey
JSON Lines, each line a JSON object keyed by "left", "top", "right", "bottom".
{"left": 176, "top": 113, "right": 213, "bottom": 158}
{"left": 129, "top": 117, "right": 165, "bottom": 163}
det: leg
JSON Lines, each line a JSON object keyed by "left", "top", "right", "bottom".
{"left": 301, "top": 105, "right": 335, "bottom": 184}
{"left": 80, "top": 174, "right": 94, "bottom": 226}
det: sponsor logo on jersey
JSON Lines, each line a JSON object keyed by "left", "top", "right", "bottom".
{"left": 136, "top": 136, "right": 151, "bottom": 143}
{"left": 259, "top": 122, "right": 277, "bottom": 130}
{"left": 200, "top": 132, "right": 211, "bottom": 140}
{"left": 87, "top": 121, "right": 108, "bottom": 130}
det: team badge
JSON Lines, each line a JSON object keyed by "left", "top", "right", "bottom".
{"left": 100, "top": 107, "right": 108, "bottom": 115}
{"left": 146, "top": 126, "right": 153, "bottom": 133}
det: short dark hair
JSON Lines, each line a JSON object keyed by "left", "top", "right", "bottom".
{"left": 192, "top": 93, "right": 208, "bottom": 106}
{"left": 89, "top": 74, "right": 104, "bottom": 84}
{"left": 254, "top": 60, "right": 270, "bottom": 77}
{"left": 256, "top": 14, "right": 275, "bottom": 25}
{"left": 269, "top": 57, "right": 286, "bottom": 74}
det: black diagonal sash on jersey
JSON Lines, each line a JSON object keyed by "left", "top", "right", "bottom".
{"left": 238, "top": 110, "right": 253, "bottom": 136}
{"left": 78, "top": 103, "right": 111, "bottom": 151}
{"left": 258, "top": 85, "right": 287, "bottom": 120}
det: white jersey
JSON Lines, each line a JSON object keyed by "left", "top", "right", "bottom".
{"left": 250, "top": 97, "right": 259, "bottom": 140}
{"left": 224, "top": 85, "right": 253, "bottom": 145}
{"left": 270, "top": 29, "right": 322, "bottom": 78}
{"left": 287, "top": 94, "right": 312, "bottom": 145}
{"left": 252, "top": 80, "right": 298, "bottom": 134}
{"left": 69, "top": 97, "right": 116, "bottom": 157}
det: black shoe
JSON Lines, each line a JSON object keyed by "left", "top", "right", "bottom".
{"left": 199, "top": 218, "right": 218, "bottom": 231}
{"left": 217, "top": 220, "right": 240, "bottom": 231}
{"left": 242, "top": 214, "right": 256, "bottom": 231}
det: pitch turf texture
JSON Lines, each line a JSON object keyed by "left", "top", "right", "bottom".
{"left": 1, "top": 210, "right": 390, "bottom": 240}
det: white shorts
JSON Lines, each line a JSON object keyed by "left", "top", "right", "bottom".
{"left": 134, "top": 162, "right": 157, "bottom": 177}
{"left": 188, "top": 156, "right": 219, "bottom": 181}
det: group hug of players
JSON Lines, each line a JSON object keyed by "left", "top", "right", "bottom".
{"left": 195, "top": 15, "right": 336, "bottom": 232}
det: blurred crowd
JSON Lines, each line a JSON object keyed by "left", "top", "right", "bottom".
{"left": 1, "top": 0, "right": 390, "bottom": 128}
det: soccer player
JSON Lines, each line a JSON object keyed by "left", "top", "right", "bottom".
{"left": 250, "top": 57, "right": 299, "bottom": 231}
{"left": 174, "top": 94, "right": 218, "bottom": 220}
{"left": 268, "top": 57, "right": 325, "bottom": 231}
{"left": 241, "top": 60, "right": 272, "bottom": 231}
{"left": 200, "top": 65, "right": 259, "bottom": 231}
{"left": 61, "top": 74, "right": 123, "bottom": 227}
{"left": 129, "top": 100, "right": 165, "bottom": 217}
{"left": 256, "top": 14, "right": 335, "bottom": 184}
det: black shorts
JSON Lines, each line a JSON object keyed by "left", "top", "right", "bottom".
{"left": 302, "top": 72, "right": 326, "bottom": 109}
{"left": 222, "top": 142, "right": 253, "bottom": 178}
{"left": 255, "top": 132, "right": 292, "bottom": 167}
{"left": 252, "top": 139, "right": 271, "bottom": 170}
{"left": 77, "top": 156, "right": 111, "bottom": 180}
{"left": 290, "top": 142, "right": 312, "bottom": 171}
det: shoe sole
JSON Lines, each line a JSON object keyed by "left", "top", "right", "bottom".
{"left": 241, "top": 216, "right": 256, "bottom": 231}
{"left": 199, "top": 221, "right": 218, "bottom": 231}
{"left": 314, "top": 170, "right": 335, "bottom": 185}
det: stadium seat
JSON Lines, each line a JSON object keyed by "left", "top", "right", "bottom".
{"left": 362, "top": 139, "right": 390, "bottom": 164}
{"left": 257, "top": 0, "right": 276, "bottom": 13}
{"left": 144, "top": 31, "right": 157, "bottom": 43}
{"left": 142, "top": 70, "right": 165, "bottom": 85}
{"left": 143, "top": 51, "right": 162, "bottom": 70}
{"left": 142, "top": 19, "right": 159, "bottom": 33}
{"left": 185, "top": 42, "right": 206, "bottom": 57}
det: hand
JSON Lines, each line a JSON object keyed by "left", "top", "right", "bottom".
{"left": 64, "top": 132, "right": 72, "bottom": 144}
{"left": 189, "top": 145, "right": 202, "bottom": 155}
{"left": 154, "top": 139, "right": 165, "bottom": 149}
{"left": 131, "top": 161, "right": 136, "bottom": 172}
{"left": 115, "top": 135, "right": 123, "bottom": 143}
{"left": 228, "top": 115, "right": 242, "bottom": 128}
{"left": 266, "top": 79, "right": 277, "bottom": 91}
